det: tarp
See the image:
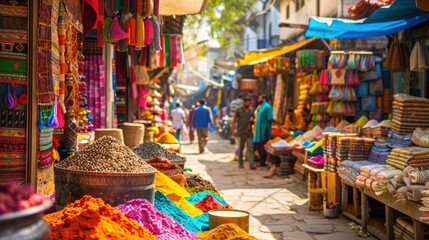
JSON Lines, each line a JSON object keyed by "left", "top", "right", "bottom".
{"left": 305, "top": 0, "right": 429, "bottom": 39}
{"left": 237, "top": 38, "right": 317, "bottom": 66}
{"left": 159, "top": 0, "right": 208, "bottom": 16}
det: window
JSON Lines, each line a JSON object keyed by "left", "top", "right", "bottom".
{"left": 286, "top": 4, "right": 290, "bottom": 19}
{"left": 295, "top": 0, "right": 305, "bottom": 11}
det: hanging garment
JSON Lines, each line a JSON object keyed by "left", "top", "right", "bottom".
{"left": 410, "top": 41, "right": 429, "bottom": 72}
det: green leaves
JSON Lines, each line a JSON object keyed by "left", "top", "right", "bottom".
{"left": 184, "top": 0, "right": 257, "bottom": 50}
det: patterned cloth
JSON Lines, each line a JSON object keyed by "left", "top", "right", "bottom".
{"left": 84, "top": 54, "right": 105, "bottom": 128}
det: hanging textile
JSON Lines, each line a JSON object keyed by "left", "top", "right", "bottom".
{"left": 272, "top": 74, "right": 283, "bottom": 120}
{"left": 410, "top": 41, "right": 429, "bottom": 72}
{"left": 0, "top": 0, "right": 28, "bottom": 184}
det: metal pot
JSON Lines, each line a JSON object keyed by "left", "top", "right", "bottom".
{"left": 0, "top": 200, "right": 52, "bottom": 240}
{"left": 209, "top": 209, "right": 250, "bottom": 233}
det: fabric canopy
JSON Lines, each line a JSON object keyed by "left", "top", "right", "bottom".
{"left": 237, "top": 38, "right": 317, "bottom": 66}
{"left": 305, "top": 0, "right": 429, "bottom": 39}
{"left": 159, "top": 0, "right": 208, "bottom": 16}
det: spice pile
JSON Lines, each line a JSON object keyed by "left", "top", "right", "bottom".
{"left": 186, "top": 174, "right": 219, "bottom": 193}
{"left": 133, "top": 142, "right": 185, "bottom": 161}
{"left": 154, "top": 191, "right": 207, "bottom": 232}
{"left": 116, "top": 199, "right": 197, "bottom": 240}
{"left": 56, "top": 136, "right": 155, "bottom": 173}
{"left": 0, "top": 182, "right": 45, "bottom": 214}
{"left": 148, "top": 158, "right": 185, "bottom": 186}
{"left": 45, "top": 195, "right": 156, "bottom": 240}
{"left": 186, "top": 191, "right": 228, "bottom": 206}
{"left": 194, "top": 195, "right": 230, "bottom": 212}
{"left": 197, "top": 223, "right": 257, "bottom": 240}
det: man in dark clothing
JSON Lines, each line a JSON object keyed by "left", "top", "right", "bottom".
{"left": 233, "top": 96, "right": 256, "bottom": 169}
{"left": 191, "top": 99, "right": 214, "bottom": 154}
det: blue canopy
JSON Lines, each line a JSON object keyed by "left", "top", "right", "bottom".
{"left": 305, "top": 0, "right": 429, "bottom": 39}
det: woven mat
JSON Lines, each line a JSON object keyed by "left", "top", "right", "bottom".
{"left": 393, "top": 119, "right": 429, "bottom": 126}
{"left": 393, "top": 102, "right": 429, "bottom": 108}
{"left": 393, "top": 147, "right": 429, "bottom": 156}
{"left": 393, "top": 93, "right": 429, "bottom": 103}
{"left": 394, "top": 113, "right": 429, "bottom": 120}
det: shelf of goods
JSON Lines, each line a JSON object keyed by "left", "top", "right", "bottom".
{"left": 358, "top": 187, "right": 427, "bottom": 240}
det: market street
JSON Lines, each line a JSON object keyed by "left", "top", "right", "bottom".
{"left": 182, "top": 133, "right": 376, "bottom": 240}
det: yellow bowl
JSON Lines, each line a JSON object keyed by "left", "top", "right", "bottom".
{"left": 209, "top": 209, "right": 250, "bottom": 233}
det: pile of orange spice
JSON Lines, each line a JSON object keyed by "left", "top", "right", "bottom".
{"left": 44, "top": 195, "right": 156, "bottom": 240}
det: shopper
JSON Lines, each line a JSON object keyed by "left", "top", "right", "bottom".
{"left": 192, "top": 99, "right": 214, "bottom": 154}
{"left": 187, "top": 104, "right": 197, "bottom": 144}
{"left": 229, "top": 94, "right": 244, "bottom": 160}
{"left": 171, "top": 102, "right": 186, "bottom": 141}
{"left": 253, "top": 95, "right": 277, "bottom": 167}
{"left": 233, "top": 96, "right": 256, "bottom": 169}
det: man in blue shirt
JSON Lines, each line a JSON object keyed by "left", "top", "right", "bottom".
{"left": 192, "top": 99, "right": 214, "bottom": 154}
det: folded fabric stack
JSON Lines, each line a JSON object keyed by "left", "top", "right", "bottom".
{"left": 386, "top": 131, "right": 412, "bottom": 148}
{"left": 355, "top": 165, "right": 401, "bottom": 195}
{"left": 419, "top": 190, "right": 429, "bottom": 223}
{"left": 323, "top": 133, "right": 343, "bottom": 172}
{"left": 412, "top": 127, "right": 429, "bottom": 148}
{"left": 360, "top": 119, "right": 379, "bottom": 137}
{"left": 336, "top": 137, "right": 374, "bottom": 163}
{"left": 393, "top": 217, "right": 414, "bottom": 240}
{"left": 387, "top": 147, "right": 429, "bottom": 170}
{"left": 369, "top": 120, "right": 392, "bottom": 138}
{"left": 368, "top": 138, "right": 390, "bottom": 164}
{"left": 341, "top": 116, "right": 369, "bottom": 134}
{"left": 392, "top": 93, "right": 429, "bottom": 134}
{"left": 338, "top": 160, "right": 376, "bottom": 186}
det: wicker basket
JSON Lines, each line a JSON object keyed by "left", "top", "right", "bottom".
{"left": 54, "top": 166, "right": 156, "bottom": 210}
{"left": 95, "top": 128, "right": 124, "bottom": 143}
{"left": 144, "top": 130, "right": 155, "bottom": 142}
{"left": 121, "top": 122, "right": 145, "bottom": 148}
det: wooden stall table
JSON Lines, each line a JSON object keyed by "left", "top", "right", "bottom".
{"left": 265, "top": 146, "right": 296, "bottom": 177}
{"left": 361, "top": 188, "right": 427, "bottom": 240}
{"left": 341, "top": 180, "right": 362, "bottom": 225}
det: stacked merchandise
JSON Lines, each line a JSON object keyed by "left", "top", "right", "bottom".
{"left": 393, "top": 217, "right": 415, "bottom": 240}
{"left": 386, "top": 131, "right": 413, "bottom": 148}
{"left": 392, "top": 94, "right": 429, "bottom": 134}
{"left": 355, "top": 165, "right": 401, "bottom": 195}
{"left": 296, "top": 73, "right": 311, "bottom": 113}
{"left": 420, "top": 190, "right": 429, "bottom": 223}
{"left": 336, "top": 136, "right": 374, "bottom": 167}
{"left": 368, "top": 138, "right": 390, "bottom": 164}
{"left": 338, "top": 160, "right": 376, "bottom": 186}
{"left": 386, "top": 147, "right": 429, "bottom": 171}
{"left": 341, "top": 115, "right": 369, "bottom": 134}
{"left": 309, "top": 70, "right": 330, "bottom": 128}
{"left": 390, "top": 167, "right": 427, "bottom": 204}
{"left": 412, "top": 128, "right": 429, "bottom": 148}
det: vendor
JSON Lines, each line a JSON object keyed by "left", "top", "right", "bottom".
{"left": 282, "top": 108, "right": 309, "bottom": 132}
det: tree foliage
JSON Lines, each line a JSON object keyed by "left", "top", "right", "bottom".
{"left": 184, "top": 0, "right": 258, "bottom": 51}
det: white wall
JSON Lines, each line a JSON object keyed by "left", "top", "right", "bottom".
{"left": 279, "top": 0, "right": 338, "bottom": 41}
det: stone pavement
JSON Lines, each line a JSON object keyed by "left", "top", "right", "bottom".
{"left": 181, "top": 133, "right": 376, "bottom": 240}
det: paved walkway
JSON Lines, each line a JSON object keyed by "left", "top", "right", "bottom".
{"left": 181, "top": 133, "right": 375, "bottom": 240}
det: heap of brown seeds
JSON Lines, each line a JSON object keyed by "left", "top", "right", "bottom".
{"left": 56, "top": 136, "right": 156, "bottom": 173}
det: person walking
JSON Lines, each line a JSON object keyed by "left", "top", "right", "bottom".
{"left": 233, "top": 96, "right": 256, "bottom": 169}
{"left": 171, "top": 102, "right": 186, "bottom": 141}
{"left": 253, "top": 95, "right": 277, "bottom": 169}
{"left": 187, "top": 104, "right": 197, "bottom": 144}
{"left": 229, "top": 94, "right": 244, "bottom": 160}
{"left": 192, "top": 99, "right": 214, "bottom": 154}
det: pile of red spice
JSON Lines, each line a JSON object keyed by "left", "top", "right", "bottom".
{"left": 194, "top": 195, "right": 230, "bottom": 212}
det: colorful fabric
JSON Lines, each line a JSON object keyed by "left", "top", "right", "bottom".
{"left": 84, "top": 54, "right": 106, "bottom": 128}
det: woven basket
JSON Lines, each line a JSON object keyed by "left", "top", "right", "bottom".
{"left": 144, "top": 130, "right": 155, "bottom": 142}
{"left": 95, "top": 128, "right": 124, "bottom": 143}
{"left": 121, "top": 122, "right": 145, "bottom": 148}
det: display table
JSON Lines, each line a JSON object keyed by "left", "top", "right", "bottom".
{"left": 292, "top": 150, "right": 306, "bottom": 180}
{"left": 341, "top": 180, "right": 362, "bottom": 225}
{"left": 265, "top": 147, "right": 295, "bottom": 176}
{"left": 358, "top": 187, "right": 426, "bottom": 240}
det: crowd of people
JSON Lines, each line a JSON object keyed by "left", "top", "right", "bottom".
{"left": 168, "top": 94, "right": 310, "bottom": 178}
